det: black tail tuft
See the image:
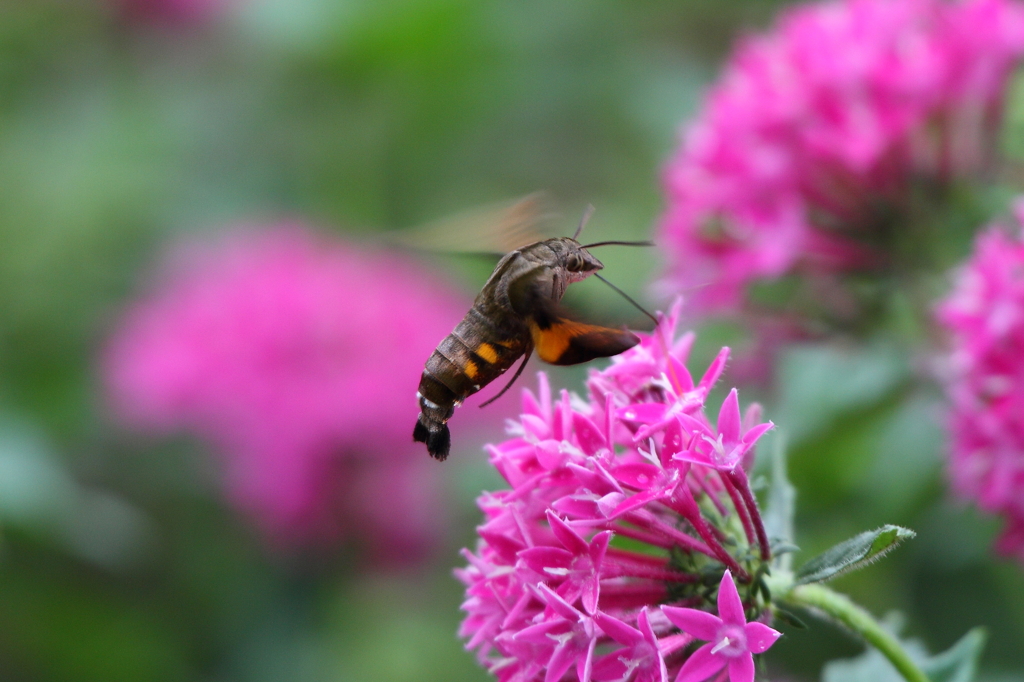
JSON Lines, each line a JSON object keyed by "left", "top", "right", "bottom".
{"left": 413, "top": 420, "right": 451, "bottom": 461}
{"left": 427, "top": 426, "right": 451, "bottom": 461}
{"left": 413, "top": 419, "right": 430, "bottom": 444}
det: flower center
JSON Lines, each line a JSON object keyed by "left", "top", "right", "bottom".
{"left": 710, "top": 624, "right": 748, "bottom": 658}
{"left": 705, "top": 433, "right": 739, "bottom": 468}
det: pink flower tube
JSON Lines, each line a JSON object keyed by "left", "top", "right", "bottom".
{"left": 456, "top": 301, "right": 779, "bottom": 681}
{"left": 659, "top": 0, "right": 1024, "bottom": 310}
{"left": 103, "top": 225, "right": 469, "bottom": 559}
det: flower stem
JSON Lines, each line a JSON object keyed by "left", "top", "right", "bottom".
{"left": 720, "top": 471, "right": 758, "bottom": 550}
{"left": 660, "top": 494, "right": 749, "bottom": 580}
{"left": 728, "top": 468, "right": 771, "bottom": 561}
{"left": 784, "top": 583, "right": 929, "bottom": 682}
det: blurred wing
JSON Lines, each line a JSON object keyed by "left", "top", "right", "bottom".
{"left": 382, "top": 193, "right": 556, "bottom": 254}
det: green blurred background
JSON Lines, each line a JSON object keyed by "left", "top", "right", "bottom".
{"left": 0, "top": 1, "right": 1022, "bottom": 680}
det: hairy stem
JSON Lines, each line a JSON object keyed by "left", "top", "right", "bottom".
{"left": 720, "top": 471, "right": 757, "bottom": 550}
{"left": 728, "top": 467, "right": 771, "bottom": 561}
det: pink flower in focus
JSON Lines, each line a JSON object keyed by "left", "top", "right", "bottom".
{"left": 937, "top": 203, "right": 1024, "bottom": 563}
{"left": 591, "top": 610, "right": 670, "bottom": 682}
{"left": 659, "top": 0, "right": 1024, "bottom": 310}
{"left": 103, "top": 226, "right": 469, "bottom": 558}
{"left": 663, "top": 571, "right": 781, "bottom": 682}
{"left": 456, "top": 301, "right": 778, "bottom": 681}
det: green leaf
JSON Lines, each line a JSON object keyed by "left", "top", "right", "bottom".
{"left": 795, "top": 525, "right": 916, "bottom": 585}
{"left": 920, "top": 628, "right": 986, "bottom": 682}
{"left": 773, "top": 606, "right": 808, "bottom": 629}
{"left": 822, "top": 622, "right": 986, "bottom": 682}
{"left": 771, "top": 542, "right": 801, "bottom": 556}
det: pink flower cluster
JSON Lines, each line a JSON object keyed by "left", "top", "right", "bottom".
{"left": 103, "top": 226, "right": 468, "bottom": 558}
{"left": 937, "top": 203, "right": 1024, "bottom": 563}
{"left": 456, "top": 302, "right": 780, "bottom": 682}
{"left": 659, "top": 0, "right": 1024, "bottom": 310}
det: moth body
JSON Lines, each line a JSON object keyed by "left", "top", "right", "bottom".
{"left": 414, "top": 237, "right": 639, "bottom": 460}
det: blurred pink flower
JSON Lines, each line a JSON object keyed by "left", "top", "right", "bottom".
{"left": 659, "top": 0, "right": 1024, "bottom": 310}
{"left": 456, "top": 301, "right": 777, "bottom": 681}
{"left": 937, "top": 202, "right": 1024, "bottom": 563}
{"left": 113, "top": 0, "right": 230, "bottom": 25}
{"left": 103, "top": 225, "right": 470, "bottom": 558}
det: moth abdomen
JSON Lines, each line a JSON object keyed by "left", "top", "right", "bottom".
{"left": 414, "top": 362, "right": 456, "bottom": 461}
{"left": 414, "top": 321, "right": 527, "bottom": 460}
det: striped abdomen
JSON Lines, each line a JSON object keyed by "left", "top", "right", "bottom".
{"left": 414, "top": 306, "right": 528, "bottom": 460}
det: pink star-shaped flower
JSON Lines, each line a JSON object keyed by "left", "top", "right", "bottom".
{"left": 674, "top": 389, "right": 773, "bottom": 472}
{"left": 592, "top": 609, "right": 669, "bottom": 682}
{"left": 512, "top": 584, "right": 601, "bottom": 682}
{"left": 661, "top": 570, "right": 780, "bottom": 682}
{"left": 518, "top": 512, "right": 611, "bottom": 614}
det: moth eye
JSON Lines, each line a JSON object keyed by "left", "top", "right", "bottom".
{"left": 567, "top": 254, "right": 584, "bottom": 272}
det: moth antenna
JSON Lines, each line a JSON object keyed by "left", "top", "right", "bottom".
{"left": 581, "top": 240, "right": 655, "bottom": 248}
{"left": 479, "top": 346, "right": 534, "bottom": 407}
{"left": 572, "top": 204, "right": 596, "bottom": 241}
{"left": 593, "top": 274, "right": 658, "bottom": 327}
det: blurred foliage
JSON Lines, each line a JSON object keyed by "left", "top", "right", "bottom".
{"left": 0, "top": 1, "right": 1022, "bottom": 681}
{"left": 822, "top": 621, "right": 986, "bottom": 682}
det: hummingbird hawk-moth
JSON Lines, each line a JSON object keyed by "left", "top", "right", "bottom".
{"left": 413, "top": 208, "right": 651, "bottom": 460}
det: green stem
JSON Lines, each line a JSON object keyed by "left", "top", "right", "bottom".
{"left": 784, "top": 583, "right": 929, "bottom": 682}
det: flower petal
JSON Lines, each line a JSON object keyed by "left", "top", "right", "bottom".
{"left": 591, "top": 647, "right": 632, "bottom": 681}
{"left": 581, "top": 572, "right": 601, "bottom": 615}
{"left": 717, "top": 388, "right": 741, "bottom": 444}
{"left": 518, "top": 546, "right": 572, "bottom": 574}
{"left": 697, "top": 347, "right": 730, "bottom": 395}
{"left": 546, "top": 511, "right": 590, "bottom": 555}
{"left": 727, "top": 653, "right": 755, "bottom": 682}
{"left": 573, "top": 412, "right": 607, "bottom": 453}
{"left": 515, "top": 618, "right": 565, "bottom": 645}
{"left": 546, "top": 640, "right": 579, "bottom": 682}
{"left": 536, "top": 440, "right": 569, "bottom": 469}
{"left": 668, "top": 355, "right": 695, "bottom": 392}
{"left": 536, "top": 582, "right": 584, "bottom": 621}
{"left": 589, "top": 530, "right": 612, "bottom": 560}
{"left": 716, "top": 570, "right": 746, "bottom": 626}
{"left": 741, "top": 403, "right": 762, "bottom": 431}
{"left": 610, "top": 487, "right": 671, "bottom": 518}
{"left": 567, "top": 461, "right": 623, "bottom": 495}
{"left": 661, "top": 605, "right": 723, "bottom": 641}
{"left": 594, "top": 611, "right": 643, "bottom": 647}
{"left": 577, "top": 636, "right": 597, "bottom": 682}
{"left": 596, "top": 492, "right": 627, "bottom": 518}
{"left": 618, "top": 403, "right": 668, "bottom": 424}
{"left": 744, "top": 621, "right": 782, "bottom": 654}
{"left": 674, "top": 642, "right": 726, "bottom": 682}
{"left": 741, "top": 420, "right": 774, "bottom": 448}
{"left": 637, "top": 607, "right": 658, "bottom": 645}
{"left": 613, "top": 463, "right": 665, "bottom": 491}
{"left": 520, "top": 413, "right": 551, "bottom": 440}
